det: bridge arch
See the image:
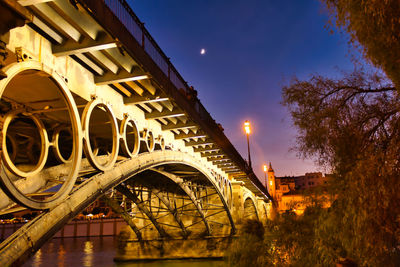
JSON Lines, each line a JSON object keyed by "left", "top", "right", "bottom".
{"left": 242, "top": 188, "right": 259, "bottom": 221}
{"left": 0, "top": 150, "right": 235, "bottom": 266}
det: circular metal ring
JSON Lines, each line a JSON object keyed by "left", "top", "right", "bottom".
{"left": 0, "top": 61, "right": 83, "bottom": 210}
{"left": 146, "top": 130, "right": 155, "bottom": 152}
{"left": 2, "top": 110, "right": 49, "bottom": 177}
{"left": 120, "top": 116, "right": 140, "bottom": 158}
{"left": 82, "top": 98, "right": 119, "bottom": 171}
{"left": 159, "top": 137, "right": 165, "bottom": 150}
{"left": 154, "top": 135, "right": 165, "bottom": 151}
{"left": 52, "top": 127, "right": 73, "bottom": 163}
{"left": 139, "top": 129, "right": 155, "bottom": 153}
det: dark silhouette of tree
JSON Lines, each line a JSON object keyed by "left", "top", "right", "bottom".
{"left": 281, "top": 69, "right": 400, "bottom": 266}
{"left": 322, "top": 0, "right": 400, "bottom": 89}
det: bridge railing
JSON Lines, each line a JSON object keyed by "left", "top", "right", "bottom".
{"left": 104, "top": 0, "right": 185, "bottom": 91}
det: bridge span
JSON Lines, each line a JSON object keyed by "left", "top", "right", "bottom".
{"left": 0, "top": 0, "right": 272, "bottom": 264}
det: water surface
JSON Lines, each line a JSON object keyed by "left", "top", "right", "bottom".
{"left": 23, "top": 237, "right": 225, "bottom": 267}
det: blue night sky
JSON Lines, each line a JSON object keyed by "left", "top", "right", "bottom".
{"left": 127, "top": 0, "right": 360, "bottom": 180}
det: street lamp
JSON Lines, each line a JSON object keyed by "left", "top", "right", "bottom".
{"left": 244, "top": 120, "right": 252, "bottom": 168}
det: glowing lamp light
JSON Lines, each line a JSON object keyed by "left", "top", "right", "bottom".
{"left": 263, "top": 164, "right": 267, "bottom": 172}
{"left": 270, "top": 181, "right": 273, "bottom": 186}
{"left": 244, "top": 120, "right": 251, "bottom": 135}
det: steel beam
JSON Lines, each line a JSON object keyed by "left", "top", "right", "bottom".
{"left": 185, "top": 139, "right": 214, "bottom": 147}
{"left": 151, "top": 189, "right": 189, "bottom": 238}
{"left": 94, "top": 69, "right": 149, "bottom": 85}
{"left": 52, "top": 34, "right": 117, "bottom": 56}
{"left": 124, "top": 93, "right": 169, "bottom": 105}
{"left": 161, "top": 121, "right": 197, "bottom": 131}
{"left": 150, "top": 168, "right": 212, "bottom": 236}
{"left": 116, "top": 184, "right": 169, "bottom": 239}
{"left": 193, "top": 146, "right": 219, "bottom": 153}
{"left": 207, "top": 156, "right": 229, "bottom": 162}
{"left": 212, "top": 159, "right": 232, "bottom": 165}
{"left": 33, "top": 2, "right": 81, "bottom": 41}
{"left": 18, "top": 0, "right": 52, "bottom": 6}
{"left": 145, "top": 109, "right": 185, "bottom": 120}
{"left": 217, "top": 163, "right": 234, "bottom": 168}
{"left": 201, "top": 151, "right": 225, "bottom": 158}
{"left": 174, "top": 131, "right": 207, "bottom": 140}
{"left": 101, "top": 196, "right": 143, "bottom": 241}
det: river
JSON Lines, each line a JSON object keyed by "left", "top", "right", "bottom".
{"left": 23, "top": 236, "right": 226, "bottom": 267}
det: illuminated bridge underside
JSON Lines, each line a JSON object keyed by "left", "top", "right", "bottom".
{"left": 0, "top": 151, "right": 234, "bottom": 265}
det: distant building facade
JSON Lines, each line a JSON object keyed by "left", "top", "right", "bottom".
{"left": 266, "top": 165, "right": 331, "bottom": 214}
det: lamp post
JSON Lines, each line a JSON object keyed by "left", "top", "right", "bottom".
{"left": 244, "top": 120, "right": 252, "bottom": 168}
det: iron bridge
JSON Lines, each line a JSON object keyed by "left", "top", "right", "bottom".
{"left": 0, "top": 0, "right": 272, "bottom": 265}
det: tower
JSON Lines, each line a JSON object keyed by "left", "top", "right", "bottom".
{"left": 267, "top": 162, "right": 276, "bottom": 198}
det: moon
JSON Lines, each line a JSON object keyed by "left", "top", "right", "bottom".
{"left": 200, "top": 48, "right": 206, "bottom": 55}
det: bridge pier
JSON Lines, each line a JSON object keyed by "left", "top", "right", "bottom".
{"left": 115, "top": 233, "right": 235, "bottom": 261}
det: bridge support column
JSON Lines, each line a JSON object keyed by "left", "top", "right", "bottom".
{"left": 231, "top": 181, "right": 245, "bottom": 224}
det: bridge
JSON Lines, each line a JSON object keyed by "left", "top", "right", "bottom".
{"left": 0, "top": 0, "right": 272, "bottom": 264}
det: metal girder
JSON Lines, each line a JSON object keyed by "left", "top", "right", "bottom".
{"left": 75, "top": 53, "right": 104, "bottom": 75}
{"left": 221, "top": 166, "right": 239, "bottom": 172}
{"left": 212, "top": 159, "right": 232, "bottom": 165}
{"left": 174, "top": 131, "right": 207, "bottom": 140}
{"left": 151, "top": 189, "right": 189, "bottom": 239}
{"left": 94, "top": 69, "right": 149, "bottom": 85}
{"left": 193, "top": 146, "right": 219, "bottom": 153}
{"left": 18, "top": 0, "right": 52, "bottom": 6}
{"left": 101, "top": 195, "right": 143, "bottom": 241}
{"left": 52, "top": 34, "right": 117, "bottom": 57}
{"left": 150, "top": 169, "right": 211, "bottom": 236}
{"left": 207, "top": 156, "right": 229, "bottom": 162}
{"left": 116, "top": 184, "right": 169, "bottom": 238}
{"left": 50, "top": 0, "right": 103, "bottom": 40}
{"left": 201, "top": 151, "right": 225, "bottom": 158}
{"left": 145, "top": 109, "right": 185, "bottom": 120}
{"left": 185, "top": 139, "right": 214, "bottom": 147}
{"left": 32, "top": 2, "right": 81, "bottom": 42}
{"left": 217, "top": 163, "right": 234, "bottom": 168}
{"left": 31, "top": 16, "right": 63, "bottom": 44}
{"left": 90, "top": 50, "right": 119, "bottom": 74}
{"left": 161, "top": 121, "right": 197, "bottom": 131}
{"left": 225, "top": 169, "right": 243, "bottom": 174}
{"left": 124, "top": 92, "right": 169, "bottom": 105}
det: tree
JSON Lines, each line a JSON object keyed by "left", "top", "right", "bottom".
{"left": 282, "top": 69, "right": 400, "bottom": 266}
{"left": 321, "top": 0, "right": 400, "bottom": 89}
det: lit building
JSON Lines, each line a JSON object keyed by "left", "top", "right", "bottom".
{"left": 267, "top": 166, "right": 332, "bottom": 214}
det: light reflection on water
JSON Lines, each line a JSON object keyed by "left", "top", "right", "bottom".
{"left": 23, "top": 237, "right": 225, "bottom": 267}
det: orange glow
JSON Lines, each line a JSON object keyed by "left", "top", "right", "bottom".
{"left": 263, "top": 164, "right": 267, "bottom": 172}
{"left": 270, "top": 181, "right": 273, "bottom": 186}
{"left": 244, "top": 120, "right": 251, "bottom": 135}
